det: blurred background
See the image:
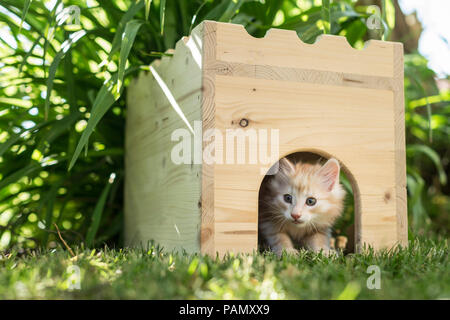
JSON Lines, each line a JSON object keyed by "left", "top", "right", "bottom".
{"left": 0, "top": 0, "right": 448, "bottom": 251}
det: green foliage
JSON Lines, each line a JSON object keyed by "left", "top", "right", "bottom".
{"left": 0, "top": 0, "right": 448, "bottom": 250}
{"left": 85, "top": 173, "right": 115, "bottom": 247}
{"left": 0, "top": 237, "right": 448, "bottom": 299}
{"left": 321, "top": 0, "right": 330, "bottom": 34}
{"left": 403, "top": 54, "right": 449, "bottom": 236}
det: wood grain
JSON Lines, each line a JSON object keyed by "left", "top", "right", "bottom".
{"left": 200, "top": 21, "right": 217, "bottom": 256}
{"left": 125, "top": 20, "right": 408, "bottom": 257}
{"left": 393, "top": 43, "right": 408, "bottom": 247}
{"left": 213, "top": 75, "right": 398, "bottom": 254}
{"left": 125, "top": 29, "right": 203, "bottom": 253}
{"left": 215, "top": 23, "right": 394, "bottom": 78}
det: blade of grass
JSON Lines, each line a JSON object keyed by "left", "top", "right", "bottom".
{"left": 45, "top": 30, "right": 87, "bottom": 119}
{"left": 94, "top": 211, "right": 123, "bottom": 243}
{"left": 68, "top": 75, "right": 120, "bottom": 171}
{"left": 108, "top": 0, "right": 145, "bottom": 59}
{"left": 321, "top": 0, "right": 330, "bottom": 34}
{"left": 117, "top": 20, "right": 143, "bottom": 93}
{"left": 43, "top": 0, "right": 62, "bottom": 78}
{"left": 265, "top": 0, "right": 284, "bottom": 25}
{"left": 381, "top": 0, "right": 395, "bottom": 40}
{"left": 0, "top": 162, "right": 42, "bottom": 191}
{"left": 407, "top": 144, "right": 447, "bottom": 185}
{"left": 42, "top": 183, "right": 58, "bottom": 245}
{"left": 145, "top": 0, "right": 152, "bottom": 21}
{"left": 0, "top": 120, "right": 53, "bottom": 158}
{"left": 68, "top": 65, "right": 139, "bottom": 171}
{"left": 18, "top": 0, "right": 32, "bottom": 34}
{"left": 160, "top": 0, "right": 166, "bottom": 35}
{"left": 406, "top": 170, "right": 426, "bottom": 231}
{"left": 36, "top": 112, "right": 81, "bottom": 153}
{"left": 219, "top": 0, "right": 245, "bottom": 22}
{"left": 408, "top": 73, "right": 434, "bottom": 142}
{"left": 189, "top": 0, "right": 208, "bottom": 33}
{"left": 64, "top": 39, "right": 76, "bottom": 113}
{"left": 85, "top": 174, "right": 115, "bottom": 247}
{"left": 299, "top": 24, "right": 323, "bottom": 43}
{"left": 18, "top": 34, "right": 43, "bottom": 74}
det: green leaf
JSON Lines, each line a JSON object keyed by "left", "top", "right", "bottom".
{"left": 43, "top": 0, "right": 62, "bottom": 78}
{"left": 407, "top": 144, "right": 447, "bottom": 185}
{"left": 217, "top": 0, "right": 245, "bottom": 22}
{"left": 117, "top": 20, "right": 143, "bottom": 93}
{"left": 36, "top": 112, "right": 81, "bottom": 153}
{"left": 0, "top": 120, "right": 53, "bottom": 158}
{"left": 68, "top": 74, "right": 120, "bottom": 171}
{"left": 18, "top": 35, "right": 43, "bottom": 74}
{"left": 299, "top": 24, "right": 323, "bottom": 43}
{"left": 406, "top": 170, "right": 427, "bottom": 231}
{"left": 45, "top": 30, "right": 87, "bottom": 119}
{"left": 85, "top": 175, "right": 115, "bottom": 247}
{"left": 321, "top": 0, "right": 330, "bottom": 34}
{"left": 406, "top": 68, "right": 434, "bottom": 142}
{"left": 64, "top": 45, "right": 76, "bottom": 112}
{"left": 0, "top": 162, "right": 41, "bottom": 191}
{"left": 145, "top": 0, "right": 152, "bottom": 21}
{"left": 109, "top": 0, "right": 145, "bottom": 59}
{"left": 160, "top": 0, "right": 166, "bottom": 35}
{"left": 18, "top": 0, "right": 32, "bottom": 34}
{"left": 340, "top": 174, "right": 353, "bottom": 195}
{"left": 42, "top": 183, "right": 59, "bottom": 245}
{"left": 189, "top": 0, "right": 208, "bottom": 33}
{"left": 382, "top": 0, "right": 395, "bottom": 40}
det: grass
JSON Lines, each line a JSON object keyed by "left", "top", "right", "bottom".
{"left": 0, "top": 237, "right": 448, "bottom": 300}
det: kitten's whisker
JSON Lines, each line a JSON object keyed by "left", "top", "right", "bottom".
{"left": 310, "top": 221, "right": 319, "bottom": 234}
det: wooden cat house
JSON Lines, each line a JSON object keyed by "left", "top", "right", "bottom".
{"left": 125, "top": 21, "right": 407, "bottom": 257}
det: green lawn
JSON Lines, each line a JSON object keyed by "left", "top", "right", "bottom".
{"left": 0, "top": 237, "right": 448, "bottom": 299}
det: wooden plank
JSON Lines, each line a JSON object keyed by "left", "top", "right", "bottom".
{"left": 212, "top": 75, "right": 399, "bottom": 255}
{"left": 208, "top": 61, "right": 398, "bottom": 91}
{"left": 200, "top": 21, "right": 217, "bottom": 256}
{"left": 214, "top": 22, "right": 395, "bottom": 78}
{"left": 125, "top": 29, "right": 203, "bottom": 253}
{"left": 393, "top": 43, "right": 408, "bottom": 247}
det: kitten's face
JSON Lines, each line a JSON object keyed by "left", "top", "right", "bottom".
{"left": 263, "top": 158, "right": 345, "bottom": 229}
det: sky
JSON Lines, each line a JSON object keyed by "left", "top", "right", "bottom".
{"left": 399, "top": 0, "right": 450, "bottom": 77}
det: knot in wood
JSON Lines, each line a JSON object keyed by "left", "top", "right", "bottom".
{"left": 239, "top": 118, "right": 249, "bottom": 127}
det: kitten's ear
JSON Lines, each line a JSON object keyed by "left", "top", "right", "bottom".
{"left": 318, "top": 158, "right": 340, "bottom": 191}
{"left": 278, "top": 158, "right": 295, "bottom": 174}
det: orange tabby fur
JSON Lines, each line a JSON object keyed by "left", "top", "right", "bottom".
{"left": 258, "top": 157, "right": 346, "bottom": 256}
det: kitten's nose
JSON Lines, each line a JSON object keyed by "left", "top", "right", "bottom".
{"left": 291, "top": 213, "right": 301, "bottom": 220}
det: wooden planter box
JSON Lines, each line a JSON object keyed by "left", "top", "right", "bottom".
{"left": 125, "top": 21, "right": 407, "bottom": 257}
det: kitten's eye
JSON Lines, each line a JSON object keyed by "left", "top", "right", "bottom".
{"left": 283, "top": 194, "right": 292, "bottom": 203}
{"left": 306, "top": 197, "right": 317, "bottom": 206}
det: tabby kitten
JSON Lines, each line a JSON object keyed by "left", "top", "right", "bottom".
{"left": 258, "top": 157, "right": 346, "bottom": 256}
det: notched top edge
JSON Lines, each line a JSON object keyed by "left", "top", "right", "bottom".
{"left": 207, "top": 20, "right": 399, "bottom": 53}
{"left": 145, "top": 35, "right": 194, "bottom": 71}
{"left": 132, "top": 21, "right": 403, "bottom": 83}
{"left": 132, "top": 23, "right": 205, "bottom": 84}
{"left": 145, "top": 22, "right": 205, "bottom": 73}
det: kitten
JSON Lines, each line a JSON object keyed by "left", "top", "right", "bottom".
{"left": 258, "top": 157, "right": 346, "bottom": 256}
